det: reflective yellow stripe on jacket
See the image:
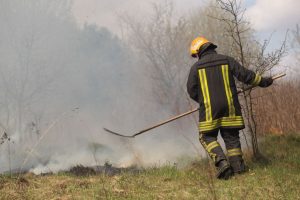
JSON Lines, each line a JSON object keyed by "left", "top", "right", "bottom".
{"left": 222, "top": 65, "right": 235, "bottom": 117}
{"left": 198, "top": 66, "right": 244, "bottom": 133}
{"left": 199, "top": 116, "right": 244, "bottom": 132}
{"left": 198, "top": 69, "right": 212, "bottom": 122}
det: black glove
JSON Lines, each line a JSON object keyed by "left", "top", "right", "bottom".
{"left": 259, "top": 77, "right": 273, "bottom": 88}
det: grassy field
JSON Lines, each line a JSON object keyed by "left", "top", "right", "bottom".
{"left": 1, "top": 134, "right": 300, "bottom": 200}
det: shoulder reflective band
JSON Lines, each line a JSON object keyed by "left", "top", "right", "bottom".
{"left": 198, "top": 69, "right": 212, "bottom": 122}
{"left": 221, "top": 65, "right": 235, "bottom": 117}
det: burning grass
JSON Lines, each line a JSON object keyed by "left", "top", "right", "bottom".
{"left": 0, "top": 133, "right": 299, "bottom": 199}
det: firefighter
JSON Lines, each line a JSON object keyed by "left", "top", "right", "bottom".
{"left": 187, "top": 37, "right": 273, "bottom": 180}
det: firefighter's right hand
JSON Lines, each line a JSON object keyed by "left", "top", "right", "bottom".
{"left": 259, "top": 77, "right": 273, "bottom": 87}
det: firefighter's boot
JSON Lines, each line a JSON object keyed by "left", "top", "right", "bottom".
{"left": 229, "top": 157, "right": 247, "bottom": 174}
{"left": 216, "top": 159, "right": 233, "bottom": 180}
{"left": 227, "top": 148, "right": 247, "bottom": 175}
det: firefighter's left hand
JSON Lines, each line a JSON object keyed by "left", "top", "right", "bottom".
{"left": 259, "top": 77, "right": 273, "bottom": 87}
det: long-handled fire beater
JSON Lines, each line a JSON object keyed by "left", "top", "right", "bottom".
{"left": 103, "top": 73, "right": 286, "bottom": 138}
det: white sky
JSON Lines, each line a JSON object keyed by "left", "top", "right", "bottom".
{"left": 72, "top": 0, "right": 300, "bottom": 50}
{"left": 72, "top": 0, "right": 202, "bottom": 35}
{"left": 246, "top": 0, "right": 300, "bottom": 31}
{"left": 72, "top": 0, "right": 300, "bottom": 34}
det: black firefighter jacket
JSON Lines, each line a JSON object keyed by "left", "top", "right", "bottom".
{"left": 187, "top": 50, "right": 262, "bottom": 133}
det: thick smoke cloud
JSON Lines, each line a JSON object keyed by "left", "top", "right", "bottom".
{"left": 0, "top": 0, "right": 201, "bottom": 174}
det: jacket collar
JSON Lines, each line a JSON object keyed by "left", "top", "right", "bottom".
{"left": 199, "top": 49, "right": 217, "bottom": 59}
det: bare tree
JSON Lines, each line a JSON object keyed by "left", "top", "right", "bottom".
{"left": 251, "top": 25, "right": 300, "bottom": 135}
{"left": 121, "top": 0, "right": 287, "bottom": 159}
{"left": 214, "top": 0, "right": 287, "bottom": 158}
{"left": 291, "top": 24, "right": 300, "bottom": 73}
{"left": 120, "top": 1, "right": 203, "bottom": 155}
{"left": 121, "top": 1, "right": 191, "bottom": 111}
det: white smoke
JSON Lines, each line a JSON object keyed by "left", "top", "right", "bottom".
{"left": 0, "top": 0, "right": 202, "bottom": 174}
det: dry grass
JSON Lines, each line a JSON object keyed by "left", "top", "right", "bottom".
{"left": 0, "top": 134, "right": 300, "bottom": 200}
{"left": 253, "top": 80, "right": 300, "bottom": 135}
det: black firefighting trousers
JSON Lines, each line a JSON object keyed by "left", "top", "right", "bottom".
{"left": 199, "top": 128, "right": 243, "bottom": 165}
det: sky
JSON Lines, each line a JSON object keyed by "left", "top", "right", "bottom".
{"left": 72, "top": 0, "right": 300, "bottom": 33}
{"left": 247, "top": 0, "right": 300, "bottom": 51}
{"left": 246, "top": 0, "right": 300, "bottom": 32}
{"left": 72, "top": 0, "right": 201, "bottom": 35}
{"left": 72, "top": 0, "right": 300, "bottom": 52}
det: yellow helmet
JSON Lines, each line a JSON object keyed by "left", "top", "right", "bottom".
{"left": 190, "top": 37, "right": 210, "bottom": 57}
